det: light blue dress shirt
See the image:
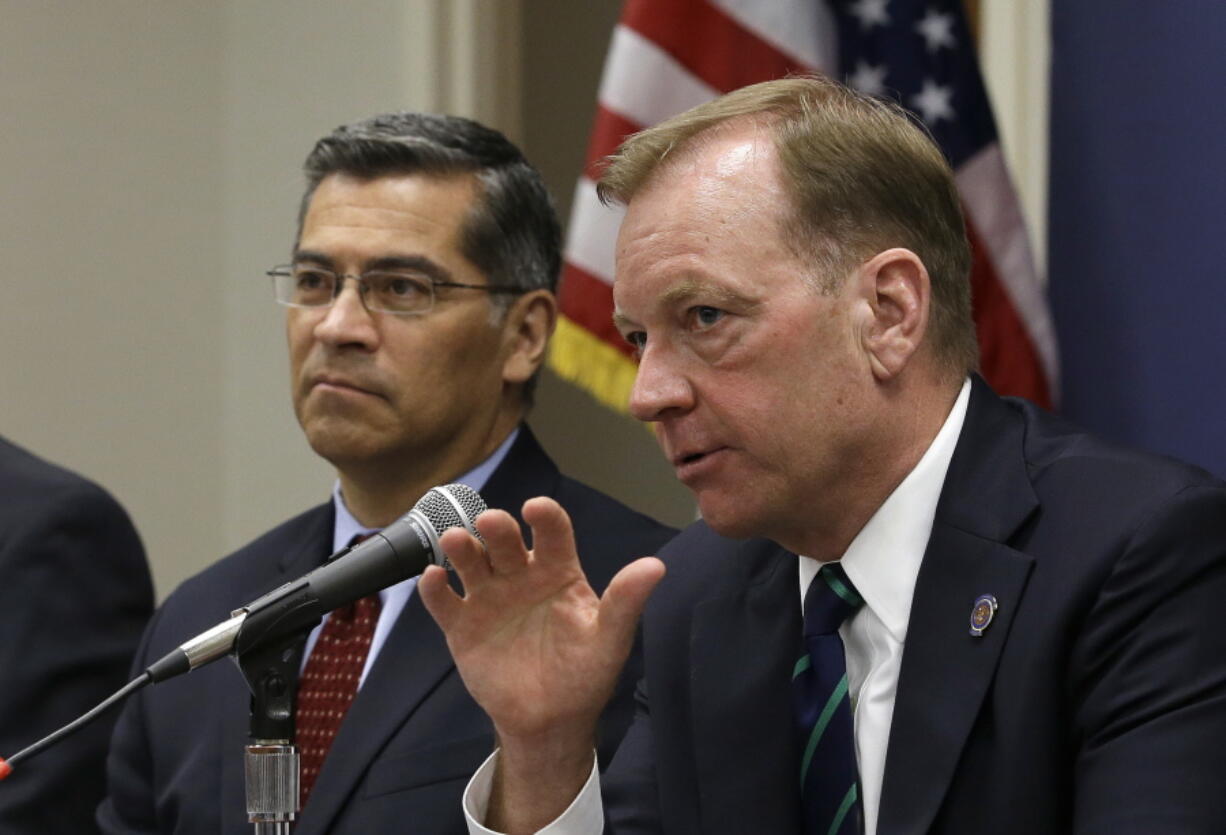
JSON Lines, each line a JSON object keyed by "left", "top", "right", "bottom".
{"left": 300, "top": 428, "right": 520, "bottom": 687}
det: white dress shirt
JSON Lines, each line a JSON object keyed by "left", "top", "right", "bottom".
{"left": 464, "top": 380, "right": 971, "bottom": 835}
{"left": 300, "top": 428, "right": 519, "bottom": 689}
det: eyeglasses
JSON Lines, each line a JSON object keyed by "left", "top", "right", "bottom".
{"left": 267, "top": 264, "right": 524, "bottom": 315}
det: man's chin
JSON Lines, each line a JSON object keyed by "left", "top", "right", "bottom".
{"left": 301, "top": 423, "right": 389, "bottom": 468}
{"left": 693, "top": 494, "right": 765, "bottom": 541}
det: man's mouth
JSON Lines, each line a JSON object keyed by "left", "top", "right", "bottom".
{"left": 671, "top": 447, "right": 728, "bottom": 478}
{"left": 676, "top": 450, "right": 710, "bottom": 466}
{"left": 311, "top": 374, "right": 380, "bottom": 398}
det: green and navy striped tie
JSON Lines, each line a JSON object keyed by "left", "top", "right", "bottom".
{"left": 793, "top": 563, "right": 864, "bottom": 835}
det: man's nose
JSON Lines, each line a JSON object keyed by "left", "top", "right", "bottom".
{"left": 628, "top": 343, "right": 694, "bottom": 423}
{"left": 313, "top": 278, "right": 379, "bottom": 348}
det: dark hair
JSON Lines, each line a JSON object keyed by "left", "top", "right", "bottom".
{"left": 299, "top": 111, "right": 561, "bottom": 401}
{"left": 600, "top": 76, "right": 977, "bottom": 381}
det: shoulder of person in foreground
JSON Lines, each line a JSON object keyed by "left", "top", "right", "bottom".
{"left": 0, "top": 437, "right": 153, "bottom": 835}
{"left": 937, "top": 396, "right": 1226, "bottom": 831}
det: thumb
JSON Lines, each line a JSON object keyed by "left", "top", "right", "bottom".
{"left": 596, "top": 557, "right": 666, "bottom": 654}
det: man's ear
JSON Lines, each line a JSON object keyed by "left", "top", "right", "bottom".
{"left": 501, "top": 289, "right": 557, "bottom": 385}
{"left": 858, "top": 248, "right": 930, "bottom": 381}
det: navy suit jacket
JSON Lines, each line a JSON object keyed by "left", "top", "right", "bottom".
{"left": 99, "top": 427, "right": 676, "bottom": 834}
{"left": 603, "top": 378, "right": 1226, "bottom": 834}
{"left": 0, "top": 436, "right": 153, "bottom": 834}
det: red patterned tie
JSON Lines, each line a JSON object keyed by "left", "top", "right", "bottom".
{"left": 295, "top": 535, "right": 381, "bottom": 808}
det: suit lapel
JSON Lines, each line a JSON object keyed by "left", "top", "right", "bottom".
{"left": 691, "top": 542, "right": 803, "bottom": 834}
{"left": 219, "top": 504, "right": 334, "bottom": 835}
{"left": 479, "top": 424, "right": 560, "bottom": 525}
{"left": 877, "top": 378, "right": 1039, "bottom": 835}
{"left": 876, "top": 528, "right": 1032, "bottom": 835}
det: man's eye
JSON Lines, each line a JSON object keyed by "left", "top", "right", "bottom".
{"left": 381, "top": 275, "right": 427, "bottom": 297}
{"left": 624, "top": 331, "right": 647, "bottom": 351}
{"left": 295, "top": 270, "right": 330, "bottom": 291}
{"left": 691, "top": 306, "right": 725, "bottom": 328}
{"left": 368, "top": 273, "right": 429, "bottom": 300}
{"left": 364, "top": 273, "right": 432, "bottom": 312}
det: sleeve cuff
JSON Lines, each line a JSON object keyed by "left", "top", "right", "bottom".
{"left": 462, "top": 748, "right": 604, "bottom": 835}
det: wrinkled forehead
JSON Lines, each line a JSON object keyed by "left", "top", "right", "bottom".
{"left": 300, "top": 172, "right": 480, "bottom": 249}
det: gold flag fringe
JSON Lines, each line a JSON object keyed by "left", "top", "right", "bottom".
{"left": 547, "top": 315, "right": 638, "bottom": 416}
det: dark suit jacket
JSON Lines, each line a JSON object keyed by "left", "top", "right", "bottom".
{"left": 604, "top": 378, "right": 1226, "bottom": 834}
{"left": 0, "top": 436, "right": 153, "bottom": 834}
{"left": 99, "top": 426, "right": 675, "bottom": 834}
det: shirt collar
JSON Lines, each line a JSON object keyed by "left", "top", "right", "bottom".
{"left": 331, "top": 426, "right": 520, "bottom": 552}
{"left": 799, "top": 379, "right": 971, "bottom": 642}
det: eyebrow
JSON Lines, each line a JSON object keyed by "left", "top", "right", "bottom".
{"left": 658, "top": 279, "right": 758, "bottom": 310}
{"left": 612, "top": 278, "right": 760, "bottom": 332}
{"left": 291, "top": 250, "right": 454, "bottom": 285}
{"left": 611, "top": 309, "right": 637, "bottom": 334}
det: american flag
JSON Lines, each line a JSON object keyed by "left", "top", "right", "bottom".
{"left": 548, "top": 0, "right": 1058, "bottom": 411}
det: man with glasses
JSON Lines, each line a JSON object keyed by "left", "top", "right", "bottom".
{"left": 99, "top": 112, "right": 674, "bottom": 834}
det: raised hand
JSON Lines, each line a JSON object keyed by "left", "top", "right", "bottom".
{"left": 418, "top": 496, "right": 665, "bottom": 831}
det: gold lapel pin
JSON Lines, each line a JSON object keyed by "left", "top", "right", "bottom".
{"left": 969, "top": 594, "right": 998, "bottom": 637}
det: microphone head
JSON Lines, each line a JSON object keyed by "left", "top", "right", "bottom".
{"left": 409, "top": 483, "right": 487, "bottom": 567}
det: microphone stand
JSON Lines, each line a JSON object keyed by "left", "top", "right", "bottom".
{"left": 237, "top": 634, "right": 304, "bottom": 834}
{"left": 232, "top": 588, "right": 318, "bottom": 833}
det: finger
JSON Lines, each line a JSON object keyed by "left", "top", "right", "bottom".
{"left": 418, "top": 564, "right": 463, "bottom": 631}
{"left": 439, "top": 526, "right": 492, "bottom": 588}
{"left": 597, "top": 557, "right": 666, "bottom": 656}
{"left": 475, "top": 508, "right": 532, "bottom": 573}
{"left": 521, "top": 497, "right": 578, "bottom": 570}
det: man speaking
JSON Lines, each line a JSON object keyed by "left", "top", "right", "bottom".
{"left": 99, "top": 112, "right": 674, "bottom": 834}
{"left": 422, "top": 77, "right": 1226, "bottom": 834}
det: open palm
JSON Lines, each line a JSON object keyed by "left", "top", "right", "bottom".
{"left": 419, "top": 496, "right": 665, "bottom": 747}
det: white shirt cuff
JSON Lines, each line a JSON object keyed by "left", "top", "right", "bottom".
{"left": 462, "top": 748, "right": 604, "bottom": 835}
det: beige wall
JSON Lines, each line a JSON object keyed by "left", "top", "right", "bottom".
{"left": 0, "top": 1, "right": 1043, "bottom": 599}
{"left": 1, "top": 2, "right": 229, "bottom": 598}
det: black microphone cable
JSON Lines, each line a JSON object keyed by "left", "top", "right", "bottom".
{"left": 0, "top": 673, "right": 152, "bottom": 780}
